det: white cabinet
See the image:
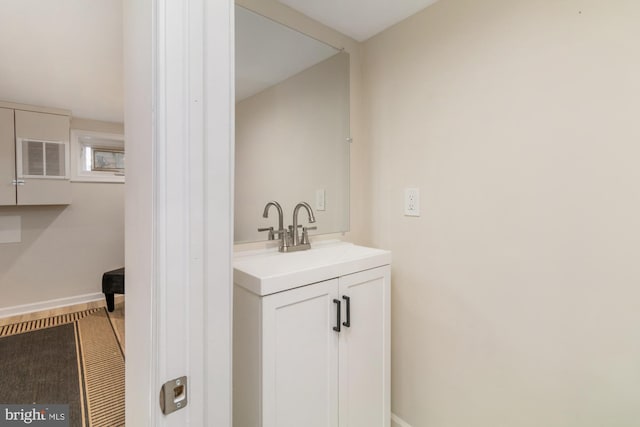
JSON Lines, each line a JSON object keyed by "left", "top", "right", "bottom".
{"left": 0, "top": 102, "right": 71, "bottom": 206}
{"left": 233, "top": 242, "right": 391, "bottom": 427}
{"left": 261, "top": 279, "right": 340, "bottom": 427}
{"left": 0, "top": 107, "right": 15, "bottom": 205}
{"left": 338, "top": 267, "right": 390, "bottom": 427}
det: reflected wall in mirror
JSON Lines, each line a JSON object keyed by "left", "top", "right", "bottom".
{"left": 234, "top": 5, "right": 350, "bottom": 243}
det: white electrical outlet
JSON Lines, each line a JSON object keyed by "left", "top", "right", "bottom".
{"left": 404, "top": 188, "right": 420, "bottom": 217}
{"left": 316, "top": 189, "right": 326, "bottom": 211}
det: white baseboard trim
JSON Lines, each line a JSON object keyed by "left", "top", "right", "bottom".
{"left": 392, "top": 413, "right": 413, "bottom": 427}
{"left": 0, "top": 292, "right": 105, "bottom": 319}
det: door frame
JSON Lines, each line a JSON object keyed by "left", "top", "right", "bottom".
{"left": 124, "top": 0, "right": 234, "bottom": 425}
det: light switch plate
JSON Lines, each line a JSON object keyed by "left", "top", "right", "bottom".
{"left": 316, "top": 189, "right": 326, "bottom": 211}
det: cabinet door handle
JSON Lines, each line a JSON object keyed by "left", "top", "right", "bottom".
{"left": 342, "top": 296, "right": 351, "bottom": 327}
{"left": 333, "top": 299, "right": 341, "bottom": 332}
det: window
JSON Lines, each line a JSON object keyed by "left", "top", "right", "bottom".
{"left": 70, "top": 129, "right": 125, "bottom": 183}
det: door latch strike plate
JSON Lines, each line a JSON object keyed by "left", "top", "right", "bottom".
{"left": 159, "top": 376, "right": 188, "bottom": 415}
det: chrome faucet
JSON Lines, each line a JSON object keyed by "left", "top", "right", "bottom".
{"left": 279, "top": 201, "right": 316, "bottom": 252}
{"left": 258, "top": 200, "right": 317, "bottom": 252}
{"left": 258, "top": 201, "right": 283, "bottom": 240}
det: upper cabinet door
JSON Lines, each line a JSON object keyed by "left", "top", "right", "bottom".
{"left": 338, "top": 266, "right": 391, "bottom": 427}
{"left": 262, "top": 279, "right": 340, "bottom": 427}
{"left": 0, "top": 108, "right": 16, "bottom": 206}
{"left": 14, "top": 110, "right": 71, "bottom": 205}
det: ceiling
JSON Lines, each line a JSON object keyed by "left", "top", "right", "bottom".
{"left": 236, "top": 0, "right": 441, "bottom": 101}
{"left": 277, "top": 0, "right": 440, "bottom": 42}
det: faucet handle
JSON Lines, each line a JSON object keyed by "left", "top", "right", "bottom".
{"left": 258, "top": 227, "right": 275, "bottom": 240}
{"left": 300, "top": 226, "right": 317, "bottom": 245}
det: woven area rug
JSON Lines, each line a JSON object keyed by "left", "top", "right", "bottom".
{"left": 0, "top": 307, "right": 125, "bottom": 427}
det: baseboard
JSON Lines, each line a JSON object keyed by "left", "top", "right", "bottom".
{"left": 0, "top": 292, "right": 106, "bottom": 319}
{"left": 391, "top": 413, "right": 413, "bottom": 427}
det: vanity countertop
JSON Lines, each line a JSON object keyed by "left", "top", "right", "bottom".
{"left": 234, "top": 240, "right": 391, "bottom": 296}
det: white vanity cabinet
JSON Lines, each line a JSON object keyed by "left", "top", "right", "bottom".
{"left": 0, "top": 102, "right": 71, "bottom": 206}
{"left": 233, "top": 242, "right": 391, "bottom": 427}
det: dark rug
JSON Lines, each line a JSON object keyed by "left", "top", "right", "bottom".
{"left": 0, "top": 323, "right": 83, "bottom": 426}
{"left": 0, "top": 307, "right": 125, "bottom": 427}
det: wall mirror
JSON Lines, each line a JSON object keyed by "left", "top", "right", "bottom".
{"left": 234, "top": 5, "right": 350, "bottom": 244}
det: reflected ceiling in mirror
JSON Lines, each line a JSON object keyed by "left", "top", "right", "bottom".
{"left": 236, "top": 6, "right": 339, "bottom": 101}
{"left": 235, "top": 6, "right": 350, "bottom": 244}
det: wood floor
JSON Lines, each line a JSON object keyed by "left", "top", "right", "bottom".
{"left": 109, "top": 299, "right": 125, "bottom": 351}
{"left": 0, "top": 296, "right": 125, "bottom": 348}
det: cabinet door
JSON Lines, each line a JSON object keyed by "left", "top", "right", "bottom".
{"left": 0, "top": 108, "right": 16, "bottom": 205}
{"left": 15, "top": 110, "right": 71, "bottom": 205}
{"left": 338, "top": 266, "right": 391, "bottom": 427}
{"left": 262, "top": 279, "right": 340, "bottom": 427}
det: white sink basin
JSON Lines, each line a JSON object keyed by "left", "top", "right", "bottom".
{"left": 234, "top": 240, "right": 391, "bottom": 296}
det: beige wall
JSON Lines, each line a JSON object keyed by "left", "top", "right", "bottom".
{"left": 235, "top": 53, "right": 350, "bottom": 242}
{"left": 0, "top": 120, "right": 124, "bottom": 309}
{"left": 363, "top": 0, "right": 640, "bottom": 425}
